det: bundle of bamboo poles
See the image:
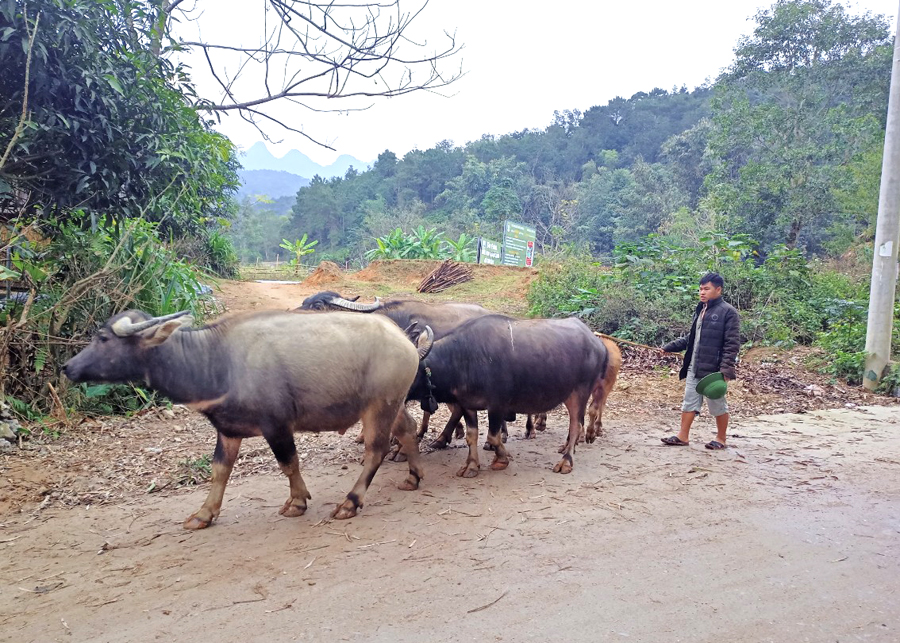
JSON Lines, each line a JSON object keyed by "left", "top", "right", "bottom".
{"left": 417, "top": 260, "right": 474, "bottom": 293}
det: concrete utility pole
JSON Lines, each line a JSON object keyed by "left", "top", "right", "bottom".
{"left": 864, "top": 2, "right": 900, "bottom": 391}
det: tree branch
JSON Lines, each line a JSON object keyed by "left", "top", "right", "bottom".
{"left": 170, "top": 0, "right": 463, "bottom": 144}
{"left": 0, "top": 11, "right": 40, "bottom": 173}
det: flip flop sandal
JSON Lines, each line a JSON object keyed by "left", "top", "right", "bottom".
{"left": 661, "top": 435, "right": 689, "bottom": 446}
{"left": 705, "top": 440, "right": 727, "bottom": 450}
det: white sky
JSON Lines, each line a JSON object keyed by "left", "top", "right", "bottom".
{"left": 175, "top": 0, "right": 900, "bottom": 166}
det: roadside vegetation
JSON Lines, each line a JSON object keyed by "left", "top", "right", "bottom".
{"left": 1, "top": 1, "right": 239, "bottom": 418}
{"left": 1, "top": 0, "right": 897, "bottom": 424}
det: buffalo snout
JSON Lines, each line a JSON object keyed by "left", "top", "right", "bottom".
{"left": 61, "top": 356, "right": 85, "bottom": 382}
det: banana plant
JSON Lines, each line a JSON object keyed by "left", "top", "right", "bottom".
{"left": 279, "top": 234, "right": 319, "bottom": 272}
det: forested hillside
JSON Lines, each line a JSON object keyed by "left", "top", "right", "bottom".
{"left": 274, "top": 1, "right": 891, "bottom": 266}
{"left": 237, "top": 170, "right": 310, "bottom": 200}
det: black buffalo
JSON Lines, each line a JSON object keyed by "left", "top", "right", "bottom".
{"left": 406, "top": 314, "right": 619, "bottom": 476}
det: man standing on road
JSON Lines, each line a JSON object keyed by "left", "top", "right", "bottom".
{"left": 660, "top": 272, "right": 740, "bottom": 450}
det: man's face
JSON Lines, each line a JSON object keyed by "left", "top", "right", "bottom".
{"left": 699, "top": 282, "right": 722, "bottom": 303}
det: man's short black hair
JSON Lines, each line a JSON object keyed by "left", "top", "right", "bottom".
{"left": 700, "top": 272, "right": 724, "bottom": 289}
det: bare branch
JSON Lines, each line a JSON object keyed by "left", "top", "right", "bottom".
{"left": 168, "top": 0, "right": 464, "bottom": 145}
{"left": 164, "top": 0, "right": 189, "bottom": 12}
{"left": 234, "top": 105, "right": 339, "bottom": 151}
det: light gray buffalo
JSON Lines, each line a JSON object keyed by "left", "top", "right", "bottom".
{"left": 62, "top": 309, "right": 433, "bottom": 528}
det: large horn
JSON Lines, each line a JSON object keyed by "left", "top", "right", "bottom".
{"left": 329, "top": 296, "right": 382, "bottom": 312}
{"left": 111, "top": 310, "right": 191, "bottom": 337}
{"left": 417, "top": 325, "right": 434, "bottom": 360}
{"left": 402, "top": 321, "right": 420, "bottom": 341}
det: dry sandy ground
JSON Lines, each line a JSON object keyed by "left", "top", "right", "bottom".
{"left": 1, "top": 404, "right": 898, "bottom": 643}
{"left": 1, "top": 275, "right": 898, "bottom": 642}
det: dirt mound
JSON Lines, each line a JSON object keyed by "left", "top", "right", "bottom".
{"left": 303, "top": 260, "right": 344, "bottom": 286}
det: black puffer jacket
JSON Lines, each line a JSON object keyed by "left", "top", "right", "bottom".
{"left": 663, "top": 296, "right": 740, "bottom": 380}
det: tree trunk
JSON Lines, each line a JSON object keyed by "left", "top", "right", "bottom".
{"left": 786, "top": 217, "right": 802, "bottom": 248}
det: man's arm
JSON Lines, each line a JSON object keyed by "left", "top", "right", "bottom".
{"left": 662, "top": 335, "right": 689, "bottom": 353}
{"left": 719, "top": 308, "right": 741, "bottom": 380}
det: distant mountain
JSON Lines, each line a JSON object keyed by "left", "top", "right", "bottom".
{"left": 239, "top": 142, "right": 370, "bottom": 179}
{"left": 237, "top": 169, "right": 310, "bottom": 200}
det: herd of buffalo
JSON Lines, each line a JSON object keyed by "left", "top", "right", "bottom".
{"left": 61, "top": 291, "right": 621, "bottom": 529}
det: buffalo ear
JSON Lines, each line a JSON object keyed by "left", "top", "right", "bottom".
{"left": 143, "top": 316, "right": 193, "bottom": 347}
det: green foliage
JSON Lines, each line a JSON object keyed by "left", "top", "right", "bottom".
{"left": 0, "top": 0, "right": 239, "bottom": 234}
{"left": 364, "top": 227, "right": 477, "bottom": 262}
{"left": 1, "top": 217, "right": 218, "bottom": 414}
{"left": 279, "top": 234, "right": 319, "bottom": 272}
{"left": 408, "top": 226, "right": 445, "bottom": 259}
{"left": 204, "top": 229, "right": 239, "bottom": 278}
{"left": 74, "top": 383, "right": 157, "bottom": 416}
{"left": 227, "top": 196, "right": 293, "bottom": 262}
{"left": 806, "top": 296, "right": 900, "bottom": 385}
{"left": 528, "top": 233, "right": 877, "bottom": 365}
{"left": 367, "top": 228, "right": 414, "bottom": 260}
{"left": 366, "top": 226, "right": 445, "bottom": 260}
{"left": 267, "top": 1, "right": 891, "bottom": 263}
{"left": 707, "top": 0, "right": 891, "bottom": 250}
{"left": 444, "top": 233, "right": 477, "bottom": 262}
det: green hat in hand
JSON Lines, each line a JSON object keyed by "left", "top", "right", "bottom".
{"left": 696, "top": 372, "right": 728, "bottom": 400}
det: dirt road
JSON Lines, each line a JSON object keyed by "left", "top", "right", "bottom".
{"left": 1, "top": 273, "right": 898, "bottom": 642}
{"left": 1, "top": 404, "right": 898, "bottom": 643}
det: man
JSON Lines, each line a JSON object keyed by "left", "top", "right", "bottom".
{"left": 660, "top": 272, "right": 740, "bottom": 450}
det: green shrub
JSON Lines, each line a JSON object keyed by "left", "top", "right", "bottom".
{"left": 1, "top": 217, "right": 219, "bottom": 417}
{"left": 528, "top": 233, "right": 886, "bottom": 380}
{"left": 205, "top": 229, "right": 239, "bottom": 278}
{"left": 365, "top": 226, "right": 477, "bottom": 261}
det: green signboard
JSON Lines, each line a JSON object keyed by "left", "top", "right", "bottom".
{"left": 478, "top": 238, "right": 502, "bottom": 265}
{"left": 501, "top": 221, "right": 536, "bottom": 267}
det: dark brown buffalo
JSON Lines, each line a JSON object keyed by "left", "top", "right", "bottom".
{"left": 298, "top": 291, "right": 548, "bottom": 447}
{"left": 62, "top": 309, "right": 432, "bottom": 528}
{"left": 406, "top": 314, "right": 619, "bottom": 476}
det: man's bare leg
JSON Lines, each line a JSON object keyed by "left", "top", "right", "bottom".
{"left": 678, "top": 411, "right": 696, "bottom": 443}
{"left": 714, "top": 412, "right": 729, "bottom": 445}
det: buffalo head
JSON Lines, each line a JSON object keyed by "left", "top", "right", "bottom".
{"left": 299, "top": 291, "right": 381, "bottom": 312}
{"left": 62, "top": 310, "right": 193, "bottom": 383}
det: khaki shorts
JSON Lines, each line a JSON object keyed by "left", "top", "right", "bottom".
{"left": 682, "top": 370, "right": 729, "bottom": 417}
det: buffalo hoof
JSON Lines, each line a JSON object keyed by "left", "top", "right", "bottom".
{"left": 456, "top": 462, "right": 479, "bottom": 478}
{"left": 557, "top": 443, "right": 567, "bottom": 454}
{"left": 483, "top": 441, "right": 496, "bottom": 451}
{"left": 397, "top": 475, "right": 420, "bottom": 491}
{"left": 183, "top": 513, "right": 213, "bottom": 530}
{"left": 454, "top": 423, "right": 465, "bottom": 440}
{"left": 279, "top": 500, "right": 308, "bottom": 517}
{"left": 490, "top": 456, "right": 510, "bottom": 471}
{"left": 331, "top": 501, "right": 358, "bottom": 520}
{"left": 585, "top": 430, "right": 601, "bottom": 444}
{"left": 430, "top": 436, "right": 451, "bottom": 450}
{"left": 354, "top": 431, "right": 365, "bottom": 444}
{"left": 552, "top": 459, "right": 573, "bottom": 474}
{"left": 535, "top": 417, "right": 547, "bottom": 432}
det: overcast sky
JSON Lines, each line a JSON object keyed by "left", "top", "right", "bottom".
{"left": 175, "top": 0, "right": 900, "bottom": 166}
